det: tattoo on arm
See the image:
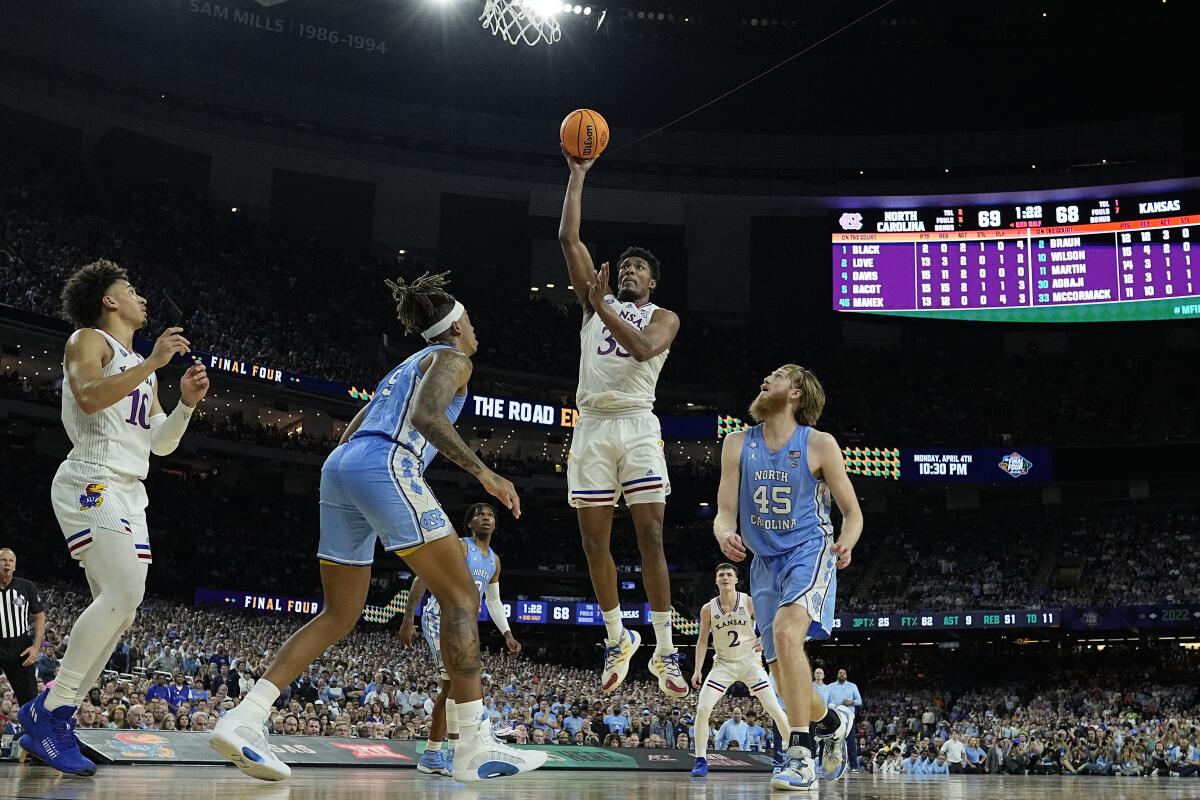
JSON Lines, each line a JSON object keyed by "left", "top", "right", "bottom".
{"left": 439, "top": 606, "right": 482, "bottom": 679}
{"left": 412, "top": 351, "right": 486, "bottom": 477}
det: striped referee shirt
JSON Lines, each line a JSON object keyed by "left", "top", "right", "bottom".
{"left": 0, "top": 577, "right": 43, "bottom": 645}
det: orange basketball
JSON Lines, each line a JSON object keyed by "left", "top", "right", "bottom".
{"left": 560, "top": 109, "right": 609, "bottom": 160}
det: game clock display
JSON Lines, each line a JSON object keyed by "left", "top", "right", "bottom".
{"left": 835, "top": 610, "right": 1059, "bottom": 632}
{"left": 832, "top": 180, "right": 1200, "bottom": 322}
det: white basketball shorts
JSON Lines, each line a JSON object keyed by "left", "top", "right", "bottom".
{"left": 567, "top": 414, "right": 670, "bottom": 508}
{"left": 51, "top": 459, "right": 152, "bottom": 566}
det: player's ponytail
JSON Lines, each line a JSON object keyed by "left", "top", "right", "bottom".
{"left": 385, "top": 271, "right": 457, "bottom": 336}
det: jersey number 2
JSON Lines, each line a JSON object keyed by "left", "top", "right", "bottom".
{"left": 752, "top": 485, "right": 792, "bottom": 515}
{"left": 727, "top": 630, "right": 740, "bottom": 648}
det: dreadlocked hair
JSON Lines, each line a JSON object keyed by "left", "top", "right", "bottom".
{"left": 384, "top": 271, "right": 457, "bottom": 336}
{"left": 61, "top": 259, "right": 128, "bottom": 329}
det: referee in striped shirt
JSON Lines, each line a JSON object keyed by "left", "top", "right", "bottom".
{"left": 0, "top": 548, "right": 44, "bottom": 704}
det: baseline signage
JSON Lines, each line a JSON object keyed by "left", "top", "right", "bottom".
{"left": 75, "top": 731, "right": 770, "bottom": 772}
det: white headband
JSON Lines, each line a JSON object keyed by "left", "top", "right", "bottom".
{"left": 422, "top": 300, "right": 465, "bottom": 341}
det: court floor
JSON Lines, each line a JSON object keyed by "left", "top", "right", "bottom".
{"left": 3, "top": 765, "right": 1199, "bottom": 800}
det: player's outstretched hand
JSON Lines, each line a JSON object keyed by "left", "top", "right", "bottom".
{"left": 716, "top": 531, "right": 747, "bottom": 562}
{"left": 561, "top": 144, "right": 597, "bottom": 175}
{"left": 832, "top": 541, "right": 853, "bottom": 569}
{"left": 149, "top": 326, "right": 190, "bottom": 368}
{"left": 399, "top": 620, "right": 417, "bottom": 647}
{"left": 586, "top": 261, "right": 610, "bottom": 311}
{"left": 180, "top": 364, "right": 210, "bottom": 407}
{"left": 505, "top": 632, "right": 522, "bottom": 656}
{"left": 480, "top": 469, "right": 522, "bottom": 519}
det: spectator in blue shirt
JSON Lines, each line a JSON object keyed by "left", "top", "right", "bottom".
{"left": 207, "top": 644, "right": 230, "bottom": 669}
{"left": 563, "top": 707, "right": 587, "bottom": 736}
{"left": 812, "top": 667, "right": 830, "bottom": 706}
{"left": 825, "top": 669, "right": 864, "bottom": 770}
{"left": 167, "top": 674, "right": 195, "bottom": 711}
{"left": 901, "top": 753, "right": 924, "bottom": 774}
{"left": 927, "top": 754, "right": 950, "bottom": 775}
{"left": 744, "top": 711, "right": 767, "bottom": 752}
{"left": 145, "top": 673, "right": 172, "bottom": 706}
{"left": 603, "top": 705, "right": 630, "bottom": 734}
{"left": 532, "top": 701, "right": 558, "bottom": 732}
{"left": 715, "top": 707, "right": 751, "bottom": 751}
{"left": 964, "top": 736, "right": 986, "bottom": 774}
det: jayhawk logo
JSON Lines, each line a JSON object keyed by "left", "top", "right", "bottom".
{"left": 79, "top": 483, "right": 108, "bottom": 510}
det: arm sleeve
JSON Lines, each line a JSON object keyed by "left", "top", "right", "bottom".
{"left": 484, "top": 582, "right": 510, "bottom": 635}
{"left": 149, "top": 403, "right": 195, "bottom": 456}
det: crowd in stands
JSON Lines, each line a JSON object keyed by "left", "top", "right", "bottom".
{"left": 3, "top": 128, "right": 1199, "bottom": 449}
{"left": 3, "top": 585, "right": 1199, "bottom": 781}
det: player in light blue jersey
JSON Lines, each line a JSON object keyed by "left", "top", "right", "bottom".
{"left": 212, "top": 272, "right": 545, "bottom": 783}
{"left": 713, "top": 365, "right": 862, "bottom": 792}
{"left": 401, "top": 502, "right": 521, "bottom": 777}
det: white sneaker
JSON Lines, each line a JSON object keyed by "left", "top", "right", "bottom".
{"left": 816, "top": 706, "right": 854, "bottom": 780}
{"left": 771, "top": 747, "right": 817, "bottom": 791}
{"left": 452, "top": 713, "right": 548, "bottom": 782}
{"left": 209, "top": 706, "right": 291, "bottom": 782}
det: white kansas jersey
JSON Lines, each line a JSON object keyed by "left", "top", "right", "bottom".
{"left": 61, "top": 329, "right": 156, "bottom": 480}
{"left": 709, "top": 592, "right": 758, "bottom": 663}
{"left": 577, "top": 294, "right": 668, "bottom": 415}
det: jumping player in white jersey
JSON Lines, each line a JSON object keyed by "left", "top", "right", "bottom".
{"left": 400, "top": 502, "right": 520, "bottom": 777}
{"left": 560, "top": 149, "right": 686, "bottom": 699}
{"left": 19, "top": 260, "right": 208, "bottom": 775}
{"left": 688, "top": 563, "right": 793, "bottom": 777}
{"left": 211, "top": 272, "right": 545, "bottom": 783}
{"left": 714, "top": 365, "right": 861, "bottom": 791}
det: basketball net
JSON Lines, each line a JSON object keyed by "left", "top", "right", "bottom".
{"left": 480, "top": 0, "right": 562, "bottom": 46}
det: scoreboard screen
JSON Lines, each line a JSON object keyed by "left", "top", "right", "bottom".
{"left": 832, "top": 181, "right": 1200, "bottom": 321}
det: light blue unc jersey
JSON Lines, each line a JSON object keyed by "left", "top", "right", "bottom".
{"left": 351, "top": 344, "right": 467, "bottom": 471}
{"left": 425, "top": 537, "right": 498, "bottom": 619}
{"left": 738, "top": 424, "right": 833, "bottom": 558}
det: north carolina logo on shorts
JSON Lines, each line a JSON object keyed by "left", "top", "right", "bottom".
{"left": 79, "top": 482, "right": 107, "bottom": 510}
{"left": 420, "top": 509, "right": 448, "bottom": 531}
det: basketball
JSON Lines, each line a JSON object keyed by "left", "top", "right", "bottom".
{"left": 560, "top": 108, "right": 609, "bottom": 160}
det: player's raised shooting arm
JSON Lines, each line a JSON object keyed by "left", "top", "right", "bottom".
{"left": 593, "top": 303, "right": 680, "bottom": 363}
{"left": 713, "top": 431, "right": 744, "bottom": 539}
{"left": 559, "top": 159, "right": 598, "bottom": 312}
{"left": 410, "top": 349, "right": 487, "bottom": 477}
{"left": 64, "top": 329, "right": 159, "bottom": 415}
{"left": 813, "top": 431, "right": 863, "bottom": 553}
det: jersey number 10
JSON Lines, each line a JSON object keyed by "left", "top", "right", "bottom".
{"left": 752, "top": 485, "right": 792, "bottom": 515}
{"left": 125, "top": 390, "right": 151, "bottom": 429}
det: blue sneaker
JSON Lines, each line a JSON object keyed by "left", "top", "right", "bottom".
{"left": 418, "top": 748, "right": 451, "bottom": 776}
{"left": 17, "top": 691, "right": 97, "bottom": 776}
{"left": 815, "top": 706, "right": 853, "bottom": 781}
{"left": 691, "top": 756, "right": 709, "bottom": 777}
{"left": 445, "top": 749, "right": 454, "bottom": 776}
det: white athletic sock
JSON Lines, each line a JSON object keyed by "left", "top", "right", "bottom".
{"left": 456, "top": 699, "right": 485, "bottom": 737}
{"left": 650, "top": 610, "right": 674, "bottom": 655}
{"left": 45, "top": 532, "right": 146, "bottom": 711}
{"left": 601, "top": 607, "right": 623, "bottom": 645}
{"left": 240, "top": 679, "right": 281, "bottom": 721}
{"left": 426, "top": 740, "right": 443, "bottom": 752}
{"left": 46, "top": 669, "right": 87, "bottom": 711}
{"left": 446, "top": 699, "right": 459, "bottom": 749}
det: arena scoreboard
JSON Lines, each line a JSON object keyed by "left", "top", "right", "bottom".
{"left": 835, "top": 610, "right": 1059, "bottom": 632}
{"left": 832, "top": 182, "right": 1200, "bottom": 321}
